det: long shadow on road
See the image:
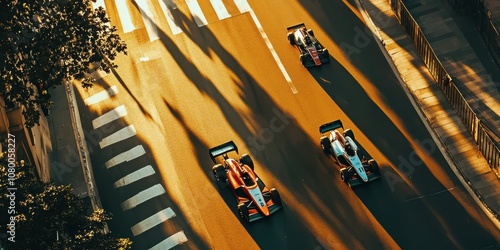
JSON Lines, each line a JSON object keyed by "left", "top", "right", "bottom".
{"left": 154, "top": 9, "right": 390, "bottom": 249}
{"left": 298, "top": 0, "right": 500, "bottom": 248}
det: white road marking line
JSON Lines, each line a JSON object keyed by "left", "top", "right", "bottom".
{"left": 105, "top": 145, "right": 146, "bottom": 169}
{"left": 135, "top": 0, "right": 159, "bottom": 41}
{"left": 84, "top": 86, "right": 119, "bottom": 106}
{"left": 234, "top": 0, "right": 297, "bottom": 94}
{"left": 92, "top": 105, "right": 127, "bottom": 129}
{"left": 131, "top": 207, "right": 176, "bottom": 236}
{"left": 210, "top": 0, "right": 231, "bottom": 20}
{"left": 149, "top": 231, "right": 188, "bottom": 250}
{"left": 114, "top": 165, "right": 156, "bottom": 188}
{"left": 115, "top": 0, "right": 136, "bottom": 33}
{"left": 121, "top": 184, "right": 166, "bottom": 211}
{"left": 186, "top": 0, "right": 208, "bottom": 27}
{"left": 158, "top": 0, "right": 182, "bottom": 35}
{"left": 402, "top": 187, "right": 454, "bottom": 203}
{"left": 99, "top": 125, "right": 137, "bottom": 149}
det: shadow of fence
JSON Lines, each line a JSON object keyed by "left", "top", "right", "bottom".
{"left": 388, "top": 0, "right": 500, "bottom": 176}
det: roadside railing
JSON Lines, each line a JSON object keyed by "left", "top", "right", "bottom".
{"left": 388, "top": 0, "right": 500, "bottom": 178}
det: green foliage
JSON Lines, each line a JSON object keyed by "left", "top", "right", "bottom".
{"left": 0, "top": 154, "right": 132, "bottom": 249}
{"left": 0, "top": 0, "right": 127, "bottom": 127}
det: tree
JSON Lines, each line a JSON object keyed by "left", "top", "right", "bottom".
{"left": 0, "top": 154, "right": 132, "bottom": 249}
{"left": 0, "top": 0, "right": 127, "bottom": 127}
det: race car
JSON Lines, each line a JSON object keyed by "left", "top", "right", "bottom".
{"left": 209, "top": 141, "right": 282, "bottom": 222}
{"left": 287, "top": 23, "right": 330, "bottom": 67}
{"left": 319, "top": 120, "right": 381, "bottom": 187}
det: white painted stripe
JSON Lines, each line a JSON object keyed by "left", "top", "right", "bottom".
{"left": 115, "top": 0, "right": 136, "bottom": 33}
{"left": 90, "top": 69, "right": 108, "bottom": 80}
{"left": 235, "top": 0, "right": 296, "bottom": 93}
{"left": 233, "top": 0, "right": 251, "bottom": 12}
{"left": 99, "top": 125, "right": 137, "bottom": 149}
{"left": 210, "top": 0, "right": 231, "bottom": 20}
{"left": 149, "top": 231, "right": 188, "bottom": 250}
{"left": 84, "top": 86, "right": 119, "bottom": 106}
{"left": 135, "top": 0, "right": 159, "bottom": 41}
{"left": 93, "top": 105, "right": 127, "bottom": 129}
{"left": 92, "top": 0, "right": 106, "bottom": 10}
{"left": 121, "top": 184, "right": 166, "bottom": 211}
{"left": 105, "top": 145, "right": 146, "bottom": 169}
{"left": 158, "top": 0, "right": 182, "bottom": 35}
{"left": 114, "top": 165, "right": 156, "bottom": 188}
{"left": 186, "top": 0, "right": 208, "bottom": 27}
{"left": 131, "top": 207, "right": 176, "bottom": 236}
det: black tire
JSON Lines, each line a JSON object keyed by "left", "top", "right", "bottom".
{"left": 240, "top": 154, "right": 254, "bottom": 171}
{"left": 344, "top": 129, "right": 355, "bottom": 141}
{"left": 238, "top": 203, "right": 250, "bottom": 222}
{"left": 320, "top": 136, "right": 331, "bottom": 153}
{"left": 307, "top": 29, "right": 315, "bottom": 37}
{"left": 340, "top": 168, "right": 353, "bottom": 187}
{"left": 300, "top": 54, "right": 306, "bottom": 64}
{"left": 212, "top": 164, "right": 227, "bottom": 188}
{"left": 368, "top": 159, "right": 380, "bottom": 174}
{"left": 270, "top": 188, "right": 282, "bottom": 206}
{"left": 287, "top": 33, "right": 295, "bottom": 45}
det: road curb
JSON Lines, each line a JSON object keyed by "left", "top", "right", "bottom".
{"left": 355, "top": 0, "right": 500, "bottom": 231}
{"left": 64, "top": 80, "right": 109, "bottom": 232}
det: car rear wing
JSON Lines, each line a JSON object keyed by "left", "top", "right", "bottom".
{"left": 286, "top": 23, "right": 306, "bottom": 32}
{"left": 209, "top": 141, "right": 238, "bottom": 163}
{"left": 319, "top": 120, "right": 344, "bottom": 134}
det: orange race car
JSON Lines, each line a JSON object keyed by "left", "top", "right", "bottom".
{"left": 209, "top": 141, "right": 282, "bottom": 222}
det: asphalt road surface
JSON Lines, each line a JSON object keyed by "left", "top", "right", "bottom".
{"left": 73, "top": 0, "right": 500, "bottom": 249}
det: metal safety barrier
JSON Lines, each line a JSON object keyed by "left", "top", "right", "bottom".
{"left": 388, "top": 0, "right": 500, "bottom": 178}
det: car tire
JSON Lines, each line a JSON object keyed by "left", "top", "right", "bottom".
{"left": 238, "top": 203, "right": 250, "bottom": 222}
{"left": 270, "top": 188, "right": 282, "bottom": 206}
{"left": 307, "top": 29, "right": 315, "bottom": 37}
{"left": 287, "top": 33, "right": 295, "bottom": 45}
{"left": 240, "top": 154, "right": 254, "bottom": 171}
{"left": 340, "top": 168, "right": 353, "bottom": 187}
{"left": 320, "top": 136, "right": 331, "bottom": 154}
{"left": 344, "top": 129, "right": 355, "bottom": 141}
{"left": 368, "top": 159, "right": 380, "bottom": 174}
{"left": 212, "top": 164, "right": 227, "bottom": 188}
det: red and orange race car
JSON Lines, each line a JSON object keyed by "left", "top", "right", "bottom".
{"left": 209, "top": 141, "right": 282, "bottom": 222}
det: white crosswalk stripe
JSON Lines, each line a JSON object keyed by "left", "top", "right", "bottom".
{"left": 149, "top": 231, "right": 188, "bottom": 250}
{"left": 131, "top": 207, "right": 176, "bottom": 236}
{"left": 233, "top": 0, "right": 251, "bottom": 12}
{"left": 99, "top": 125, "right": 137, "bottom": 148}
{"left": 210, "top": 0, "right": 231, "bottom": 20}
{"left": 105, "top": 145, "right": 146, "bottom": 169}
{"left": 109, "top": 0, "right": 250, "bottom": 36}
{"left": 115, "top": 0, "right": 136, "bottom": 33}
{"left": 84, "top": 86, "right": 119, "bottom": 106}
{"left": 92, "top": 105, "right": 127, "bottom": 129}
{"left": 121, "top": 184, "right": 166, "bottom": 211}
{"left": 186, "top": 0, "right": 208, "bottom": 27}
{"left": 158, "top": 0, "right": 182, "bottom": 35}
{"left": 113, "top": 165, "right": 156, "bottom": 188}
{"left": 135, "top": 0, "right": 160, "bottom": 41}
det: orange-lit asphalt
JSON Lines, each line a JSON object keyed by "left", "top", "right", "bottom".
{"left": 74, "top": 0, "right": 500, "bottom": 249}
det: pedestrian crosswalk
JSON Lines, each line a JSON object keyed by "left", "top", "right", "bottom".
{"left": 84, "top": 85, "right": 188, "bottom": 249}
{"left": 99, "top": 0, "right": 252, "bottom": 40}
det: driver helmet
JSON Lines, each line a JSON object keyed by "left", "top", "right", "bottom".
{"left": 345, "top": 142, "right": 355, "bottom": 156}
